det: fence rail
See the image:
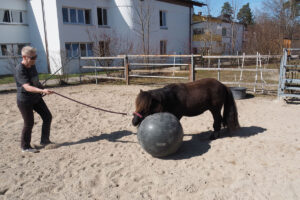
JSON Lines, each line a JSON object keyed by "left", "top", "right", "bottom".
{"left": 79, "top": 53, "right": 280, "bottom": 93}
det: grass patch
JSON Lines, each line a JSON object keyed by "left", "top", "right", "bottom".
{"left": 0, "top": 75, "right": 15, "bottom": 84}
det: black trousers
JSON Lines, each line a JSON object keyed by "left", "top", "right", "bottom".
{"left": 17, "top": 98, "right": 52, "bottom": 149}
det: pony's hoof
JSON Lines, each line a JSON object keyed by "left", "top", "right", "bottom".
{"left": 210, "top": 135, "right": 217, "bottom": 140}
{"left": 210, "top": 132, "right": 219, "bottom": 140}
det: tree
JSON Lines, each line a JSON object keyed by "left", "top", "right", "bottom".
{"left": 263, "top": 0, "right": 299, "bottom": 43}
{"left": 242, "top": 0, "right": 300, "bottom": 54}
{"left": 237, "top": 3, "right": 254, "bottom": 25}
{"left": 221, "top": 2, "right": 234, "bottom": 20}
{"left": 132, "top": 0, "right": 154, "bottom": 55}
{"left": 50, "top": 50, "right": 71, "bottom": 85}
{"left": 283, "top": 0, "right": 300, "bottom": 17}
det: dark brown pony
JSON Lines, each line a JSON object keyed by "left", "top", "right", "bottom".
{"left": 132, "top": 78, "right": 240, "bottom": 139}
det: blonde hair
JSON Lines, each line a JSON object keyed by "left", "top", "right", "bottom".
{"left": 21, "top": 46, "right": 37, "bottom": 56}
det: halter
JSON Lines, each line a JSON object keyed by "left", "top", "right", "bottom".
{"left": 133, "top": 112, "right": 143, "bottom": 118}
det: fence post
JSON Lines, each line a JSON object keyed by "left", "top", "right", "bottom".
{"left": 217, "top": 58, "right": 220, "bottom": 81}
{"left": 254, "top": 52, "right": 258, "bottom": 93}
{"left": 189, "top": 54, "right": 195, "bottom": 82}
{"left": 79, "top": 56, "right": 81, "bottom": 83}
{"left": 124, "top": 55, "right": 129, "bottom": 85}
{"left": 94, "top": 59, "right": 98, "bottom": 84}
{"left": 239, "top": 52, "right": 245, "bottom": 87}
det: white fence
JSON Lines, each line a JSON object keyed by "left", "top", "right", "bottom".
{"left": 79, "top": 53, "right": 281, "bottom": 93}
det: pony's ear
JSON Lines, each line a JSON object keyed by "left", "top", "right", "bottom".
{"left": 140, "top": 89, "right": 144, "bottom": 93}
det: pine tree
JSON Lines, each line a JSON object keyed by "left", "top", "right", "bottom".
{"left": 237, "top": 3, "right": 254, "bottom": 25}
{"left": 221, "top": 2, "right": 233, "bottom": 20}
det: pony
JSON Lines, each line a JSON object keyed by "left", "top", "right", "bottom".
{"left": 132, "top": 78, "right": 240, "bottom": 139}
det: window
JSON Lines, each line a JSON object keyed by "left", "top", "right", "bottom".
{"left": 192, "top": 48, "right": 198, "bottom": 54}
{"left": 70, "top": 9, "right": 77, "bottom": 23}
{"left": 62, "top": 8, "right": 68, "bottom": 23}
{"left": 65, "top": 43, "right": 93, "bottom": 58}
{"left": 3, "top": 10, "right": 10, "bottom": 22}
{"left": 160, "top": 40, "right": 167, "bottom": 55}
{"left": 0, "top": 9, "right": 26, "bottom": 24}
{"left": 65, "top": 44, "right": 72, "bottom": 57}
{"left": 0, "top": 44, "right": 28, "bottom": 56}
{"left": 17, "top": 44, "right": 25, "bottom": 55}
{"left": 80, "top": 43, "right": 86, "bottom": 57}
{"left": 11, "top": 10, "right": 23, "bottom": 23}
{"left": 78, "top": 9, "right": 84, "bottom": 24}
{"left": 222, "top": 27, "right": 227, "bottom": 36}
{"left": 193, "top": 28, "right": 205, "bottom": 35}
{"left": 1, "top": 45, "right": 7, "bottom": 56}
{"left": 159, "top": 10, "right": 167, "bottom": 28}
{"left": 71, "top": 43, "right": 79, "bottom": 57}
{"left": 87, "top": 43, "right": 93, "bottom": 56}
{"left": 97, "top": 8, "right": 107, "bottom": 26}
{"left": 62, "top": 7, "right": 91, "bottom": 25}
{"left": 99, "top": 41, "right": 109, "bottom": 56}
{"left": 85, "top": 10, "right": 91, "bottom": 24}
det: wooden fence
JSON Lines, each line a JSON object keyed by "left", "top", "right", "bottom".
{"left": 79, "top": 53, "right": 281, "bottom": 93}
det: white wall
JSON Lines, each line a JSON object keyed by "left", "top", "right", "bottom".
{"left": 1, "top": 0, "right": 194, "bottom": 75}
{"left": 60, "top": 0, "right": 193, "bottom": 73}
{"left": 112, "top": 0, "right": 191, "bottom": 54}
{"left": 0, "top": 0, "right": 30, "bottom": 74}
{"left": 43, "top": 0, "right": 62, "bottom": 74}
{"left": 192, "top": 20, "right": 244, "bottom": 55}
{"left": 27, "top": 0, "right": 48, "bottom": 73}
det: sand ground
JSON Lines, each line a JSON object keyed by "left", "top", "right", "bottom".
{"left": 0, "top": 84, "right": 299, "bottom": 200}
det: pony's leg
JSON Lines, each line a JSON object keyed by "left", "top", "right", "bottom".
{"left": 210, "top": 108, "right": 223, "bottom": 140}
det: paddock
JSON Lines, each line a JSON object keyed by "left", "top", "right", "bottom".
{"left": 0, "top": 83, "right": 299, "bottom": 199}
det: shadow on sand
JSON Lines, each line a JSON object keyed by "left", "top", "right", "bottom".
{"left": 51, "top": 126, "right": 266, "bottom": 160}
{"left": 163, "top": 126, "right": 267, "bottom": 160}
{"left": 55, "top": 130, "right": 135, "bottom": 148}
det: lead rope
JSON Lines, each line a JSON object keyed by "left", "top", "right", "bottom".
{"left": 41, "top": 69, "right": 128, "bottom": 116}
{"left": 52, "top": 91, "right": 128, "bottom": 116}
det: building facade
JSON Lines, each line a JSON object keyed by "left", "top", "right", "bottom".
{"left": 0, "top": 0, "right": 205, "bottom": 75}
{"left": 192, "top": 13, "right": 245, "bottom": 55}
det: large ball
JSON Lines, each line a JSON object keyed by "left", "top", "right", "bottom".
{"left": 137, "top": 112, "right": 184, "bottom": 157}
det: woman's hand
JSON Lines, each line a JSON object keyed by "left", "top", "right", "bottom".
{"left": 41, "top": 89, "right": 54, "bottom": 95}
{"left": 23, "top": 83, "right": 53, "bottom": 95}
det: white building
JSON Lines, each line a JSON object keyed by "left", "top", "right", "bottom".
{"left": 192, "top": 14, "right": 245, "bottom": 55}
{"left": 0, "top": 0, "right": 205, "bottom": 75}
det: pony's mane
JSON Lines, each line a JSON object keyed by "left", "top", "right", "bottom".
{"left": 135, "top": 91, "right": 153, "bottom": 113}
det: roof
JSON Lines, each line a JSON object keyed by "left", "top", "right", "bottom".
{"left": 157, "top": 0, "right": 206, "bottom": 7}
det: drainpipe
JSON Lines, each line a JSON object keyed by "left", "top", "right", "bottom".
{"left": 41, "top": 0, "right": 51, "bottom": 73}
{"left": 189, "top": 6, "right": 192, "bottom": 54}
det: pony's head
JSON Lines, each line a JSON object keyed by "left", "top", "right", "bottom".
{"left": 132, "top": 90, "right": 163, "bottom": 126}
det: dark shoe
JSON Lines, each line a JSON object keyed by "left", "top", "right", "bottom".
{"left": 40, "top": 140, "right": 54, "bottom": 146}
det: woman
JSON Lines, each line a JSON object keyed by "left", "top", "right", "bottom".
{"left": 14, "top": 46, "right": 54, "bottom": 153}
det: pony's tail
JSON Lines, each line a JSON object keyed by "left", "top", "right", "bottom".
{"left": 223, "top": 86, "right": 240, "bottom": 131}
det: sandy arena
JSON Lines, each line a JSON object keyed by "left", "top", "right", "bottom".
{"left": 0, "top": 84, "right": 299, "bottom": 200}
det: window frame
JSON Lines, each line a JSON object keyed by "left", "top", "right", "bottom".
{"left": 222, "top": 27, "right": 227, "bottom": 36}
{"left": 159, "top": 10, "right": 167, "bottom": 29}
{"left": 98, "top": 41, "right": 110, "bottom": 56}
{"left": 0, "top": 9, "right": 27, "bottom": 24}
{"left": 160, "top": 40, "right": 167, "bottom": 55}
{"left": 0, "top": 43, "right": 29, "bottom": 56}
{"left": 193, "top": 28, "right": 205, "bottom": 35}
{"left": 62, "top": 7, "right": 92, "bottom": 25}
{"left": 97, "top": 7, "right": 108, "bottom": 26}
{"left": 65, "top": 42, "right": 93, "bottom": 58}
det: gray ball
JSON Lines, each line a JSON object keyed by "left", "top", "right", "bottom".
{"left": 137, "top": 112, "right": 184, "bottom": 157}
